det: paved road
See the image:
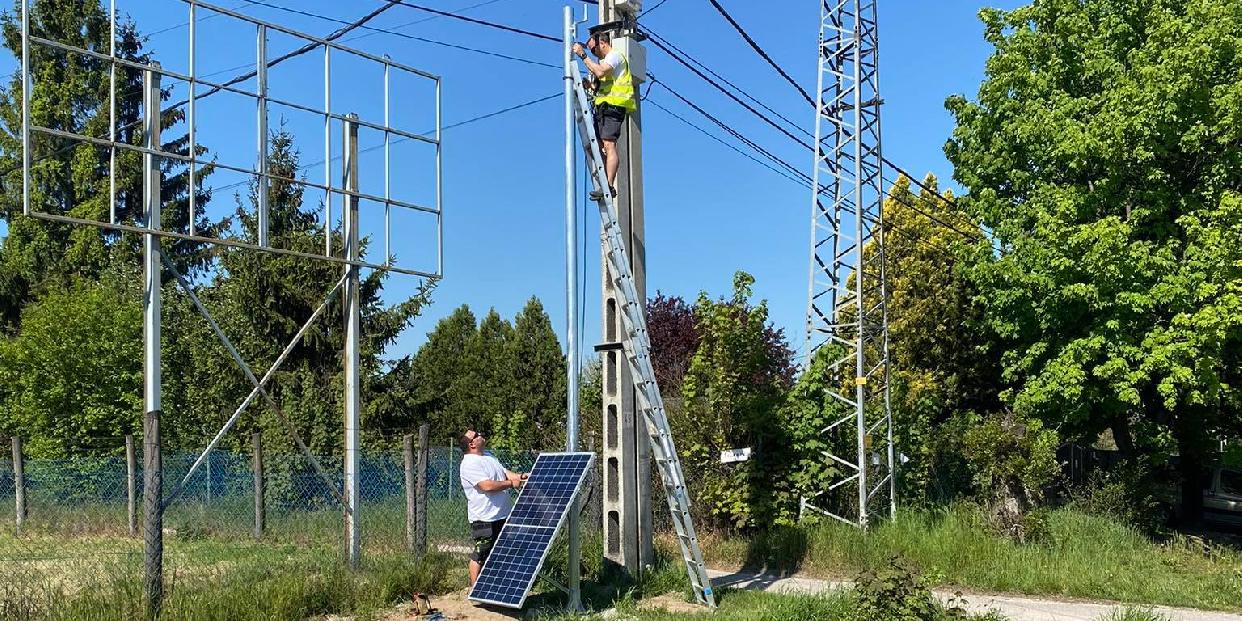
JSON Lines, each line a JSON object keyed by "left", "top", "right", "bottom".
{"left": 707, "top": 569, "right": 1242, "bottom": 621}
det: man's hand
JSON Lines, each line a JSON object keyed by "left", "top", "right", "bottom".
{"left": 572, "top": 42, "right": 587, "bottom": 59}
{"left": 508, "top": 473, "right": 526, "bottom": 489}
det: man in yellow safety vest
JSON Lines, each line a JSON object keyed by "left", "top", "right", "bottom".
{"left": 573, "top": 28, "right": 637, "bottom": 201}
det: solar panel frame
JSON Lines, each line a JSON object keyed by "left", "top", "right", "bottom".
{"left": 468, "top": 451, "right": 595, "bottom": 609}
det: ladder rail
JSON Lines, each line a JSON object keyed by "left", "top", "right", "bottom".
{"left": 570, "top": 66, "right": 716, "bottom": 608}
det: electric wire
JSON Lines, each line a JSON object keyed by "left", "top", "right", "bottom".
{"left": 644, "top": 29, "right": 811, "bottom": 139}
{"left": 645, "top": 34, "right": 813, "bottom": 151}
{"left": 639, "top": 0, "right": 673, "bottom": 18}
{"left": 385, "top": 0, "right": 559, "bottom": 42}
{"left": 245, "top": 0, "right": 557, "bottom": 69}
{"left": 702, "top": 0, "right": 813, "bottom": 106}
{"left": 341, "top": 0, "right": 514, "bottom": 44}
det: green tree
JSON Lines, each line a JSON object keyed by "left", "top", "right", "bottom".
{"left": 464, "top": 309, "right": 515, "bottom": 447}
{"left": 507, "top": 297, "right": 566, "bottom": 449}
{"left": 945, "top": 0, "right": 1242, "bottom": 522}
{"left": 676, "top": 271, "right": 795, "bottom": 530}
{"left": 0, "top": 0, "right": 216, "bottom": 329}
{"left": 167, "top": 131, "right": 427, "bottom": 455}
{"left": 0, "top": 270, "right": 141, "bottom": 457}
{"left": 404, "top": 305, "right": 479, "bottom": 445}
{"left": 880, "top": 175, "right": 1000, "bottom": 504}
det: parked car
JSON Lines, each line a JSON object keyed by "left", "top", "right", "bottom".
{"left": 1205, "top": 467, "right": 1242, "bottom": 527}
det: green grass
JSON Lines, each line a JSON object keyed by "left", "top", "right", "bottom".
{"left": 541, "top": 588, "right": 1007, "bottom": 621}
{"left": 1102, "top": 608, "right": 1173, "bottom": 621}
{"left": 697, "top": 505, "right": 1242, "bottom": 611}
{"left": 0, "top": 539, "right": 457, "bottom": 621}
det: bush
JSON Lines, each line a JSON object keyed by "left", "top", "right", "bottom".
{"left": 853, "top": 555, "right": 939, "bottom": 621}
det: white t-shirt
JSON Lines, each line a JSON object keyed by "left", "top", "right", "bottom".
{"left": 601, "top": 50, "right": 625, "bottom": 75}
{"left": 460, "top": 452, "right": 514, "bottom": 523}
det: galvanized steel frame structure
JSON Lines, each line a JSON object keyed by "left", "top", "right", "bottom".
{"left": 19, "top": 0, "right": 442, "bottom": 614}
{"left": 802, "top": 0, "right": 895, "bottom": 529}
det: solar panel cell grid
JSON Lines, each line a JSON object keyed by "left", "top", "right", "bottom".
{"left": 468, "top": 452, "right": 595, "bottom": 608}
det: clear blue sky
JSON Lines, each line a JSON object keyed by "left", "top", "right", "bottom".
{"left": 2, "top": 0, "right": 1024, "bottom": 365}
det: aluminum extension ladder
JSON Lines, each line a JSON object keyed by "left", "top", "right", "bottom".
{"left": 569, "top": 65, "right": 717, "bottom": 609}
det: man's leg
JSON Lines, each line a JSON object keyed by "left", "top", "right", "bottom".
{"left": 469, "top": 559, "right": 481, "bottom": 586}
{"left": 603, "top": 139, "right": 620, "bottom": 191}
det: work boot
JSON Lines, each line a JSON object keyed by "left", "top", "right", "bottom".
{"left": 589, "top": 186, "right": 617, "bottom": 201}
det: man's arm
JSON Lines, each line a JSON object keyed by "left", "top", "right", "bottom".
{"left": 572, "top": 43, "right": 614, "bottom": 80}
{"left": 475, "top": 478, "right": 518, "bottom": 492}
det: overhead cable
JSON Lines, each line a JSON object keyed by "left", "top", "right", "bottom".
{"left": 386, "top": 0, "right": 559, "bottom": 42}
{"left": 247, "top": 0, "right": 557, "bottom": 68}
{"left": 702, "top": 0, "right": 813, "bottom": 106}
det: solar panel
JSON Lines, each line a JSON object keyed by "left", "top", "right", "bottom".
{"left": 468, "top": 452, "right": 595, "bottom": 608}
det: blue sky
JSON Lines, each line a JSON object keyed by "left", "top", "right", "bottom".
{"left": 2, "top": 0, "right": 1024, "bottom": 365}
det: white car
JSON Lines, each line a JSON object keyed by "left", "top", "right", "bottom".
{"left": 1205, "top": 467, "right": 1242, "bottom": 527}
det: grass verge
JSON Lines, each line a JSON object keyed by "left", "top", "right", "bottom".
{"left": 697, "top": 505, "right": 1242, "bottom": 611}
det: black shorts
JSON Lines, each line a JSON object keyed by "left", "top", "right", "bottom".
{"left": 469, "top": 518, "right": 506, "bottom": 563}
{"left": 595, "top": 103, "right": 627, "bottom": 142}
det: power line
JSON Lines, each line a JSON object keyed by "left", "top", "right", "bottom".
{"left": 386, "top": 0, "right": 559, "bottom": 42}
{"left": 650, "top": 77, "right": 810, "bottom": 184}
{"left": 644, "top": 33, "right": 813, "bottom": 151}
{"left": 644, "top": 29, "right": 810, "bottom": 139}
{"left": 639, "top": 0, "right": 674, "bottom": 18}
{"left": 340, "top": 0, "right": 514, "bottom": 44}
{"left": 147, "top": 0, "right": 259, "bottom": 37}
{"left": 646, "top": 96, "right": 809, "bottom": 189}
{"left": 702, "top": 0, "right": 813, "bottom": 106}
{"left": 246, "top": 0, "right": 557, "bottom": 69}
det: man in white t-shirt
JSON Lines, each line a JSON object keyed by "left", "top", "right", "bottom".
{"left": 459, "top": 429, "right": 527, "bottom": 586}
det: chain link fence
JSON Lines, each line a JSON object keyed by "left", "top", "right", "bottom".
{"left": 1, "top": 441, "right": 609, "bottom": 616}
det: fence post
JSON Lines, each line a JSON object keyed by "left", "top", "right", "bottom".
{"left": 126, "top": 434, "right": 137, "bottom": 537}
{"left": 404, "top": 434, "right": 415, "bottom": 553}
{"left": 12, "top": 437, "right": 25, "bottom": 533}
{"left": 416, "top": 424, "right": 429, "bottom": 559}
{"left": 253, "top": 432, "right": 265, "bottom": 539}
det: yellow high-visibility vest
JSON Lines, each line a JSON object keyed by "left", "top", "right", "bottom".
{"left": 594, "top": 50, "right": 637, "bottom": 112}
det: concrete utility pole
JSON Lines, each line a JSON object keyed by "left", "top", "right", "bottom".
{"left": 597, "top": 0, "right": 653, "bottom": 575}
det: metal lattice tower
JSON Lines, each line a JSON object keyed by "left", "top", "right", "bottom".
{"left": 801, "top": 0, "right": 895, "bottom": 528}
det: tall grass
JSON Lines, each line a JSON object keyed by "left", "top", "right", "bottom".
{"left": 699, "top": 506, "right": 1242, "bottom": 611}
{"left": 1, "top": 544, "right": 455, "bottom": 621}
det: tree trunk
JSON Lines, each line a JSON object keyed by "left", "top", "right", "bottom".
{"left": 1174, "top": 410, "right": 1209, "bottom": 527}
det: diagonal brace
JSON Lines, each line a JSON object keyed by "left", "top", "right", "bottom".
{"left": 161, "top": 255, "right": 349, "bottom": 512}
{"left": 163, "top": 270, "right": 349, "bottom": 510}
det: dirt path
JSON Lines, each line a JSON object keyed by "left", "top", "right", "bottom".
{"left": 708, "top": 569, "right": 1242, "bottom": 621}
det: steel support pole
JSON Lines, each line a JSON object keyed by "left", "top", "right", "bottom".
{"left": 141, "top": 64, "right": 164, "bottom": 620}
{"left": 257, "top": 24, "right": 269, "bottom": 247}
{"left": 563, "top": 6, "right": 583, "bottom": 612}
{"left": 343, "top": 113, "right": 362, "bottom": 569}
{"left": 852, "top": 2, "right": 868, "bottom": 530}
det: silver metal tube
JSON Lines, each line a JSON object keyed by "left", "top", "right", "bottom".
{"left": 108, "top": 0, "right": 116, "bottom": 224}
{"left": 435, "top": 78, "right": 443, "bottom": 277}
{"left": 324, "top": 44, "right": 332, "bottom": 256}
{"left": 384, "top": 58, "right": 391, "bottom": 265}
{"left": 188, "top": 0, "right": 197, "bottom": 235}
{"left": 343, "top": 113, "right": 362, "bottom": 569}
{"left": 563, "top": 7, "right": 582, "bottom": 612}
{"left": 257, "top": 24, "right": 269, "bottom": 247}
{"left": 21, "top": 0, "right": 29, "bottom": 215}
{"left": 142, "top": 62, "right": 164, "bottom": 617}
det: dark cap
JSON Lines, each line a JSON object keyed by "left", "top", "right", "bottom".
{"left": 588, "top": 21, "right": 623, "bottom": 37}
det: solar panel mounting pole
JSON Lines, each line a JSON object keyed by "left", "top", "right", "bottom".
{"left": 563, "top": 5, "right": 584, "bottom": 613}
{"left": 344, "top": 113, "right": 362, "bottom": 569}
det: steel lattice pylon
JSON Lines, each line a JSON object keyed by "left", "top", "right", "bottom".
{"left": 801, "top": 0, "right": 895, "bottom": 528}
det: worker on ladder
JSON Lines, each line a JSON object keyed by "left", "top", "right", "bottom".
{"left": 573, "top": 24, "right": 637, "bottom": 201}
